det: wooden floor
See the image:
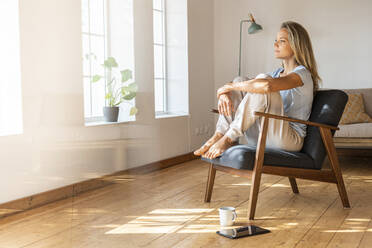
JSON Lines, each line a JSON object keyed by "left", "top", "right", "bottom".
{"left": 1, "top": 156, "right": 372, "bottom": 248}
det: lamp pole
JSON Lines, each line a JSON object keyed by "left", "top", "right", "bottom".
{"left": 238, "top": 13, "right": 262, "bottom": 77}
{"left": 238, "top": 19, "right": 253, "bottom": 77}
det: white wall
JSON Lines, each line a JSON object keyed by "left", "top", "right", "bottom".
{"left": 166, "top": 0, "right": 189, "bottom": 114}
{"left": 214, "top": 0, "right": 372, "bottom": 92}
{"left": 188, "top": 0, "right": 216, "bottom": 145}
{"left": 0, "top": 0, "right": 215, "bottom": 204}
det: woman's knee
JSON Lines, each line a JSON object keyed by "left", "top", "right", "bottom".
{"left": 236, "top": 93, "right": 268, "bottom": 113}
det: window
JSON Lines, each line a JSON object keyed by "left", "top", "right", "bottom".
{"left": 153, "top": 0, "right": 167, "bottom": 114}
{"left": 153, "top": 0, "right": 189, "bottom": 118}
{"left": 82, "top": 0, "right": 135, "bottom": 123}
{"left": 0, "top": 0, "right": 23, "bottom": 136}
{"left": 81, "top": 0, "right": 107, "bottom": 120}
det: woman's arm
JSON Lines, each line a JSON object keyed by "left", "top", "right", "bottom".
{"left": 217, "top": 73, "right": 304, "bottom": 98}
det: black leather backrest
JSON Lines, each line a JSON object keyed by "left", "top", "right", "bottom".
{"left": 301, "top": 90, "right": 348, "bottom": 169}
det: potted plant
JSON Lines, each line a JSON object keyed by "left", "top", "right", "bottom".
{"left": 92, "top": 56, "right": 138, "bottom": 122}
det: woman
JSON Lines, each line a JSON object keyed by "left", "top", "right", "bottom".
{"left": 194, "top": 21, "right": 321, "bottom": 159}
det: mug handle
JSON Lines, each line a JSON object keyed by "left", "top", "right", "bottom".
{"left": 232, "top": 210, "right": 237, "bottom": 221}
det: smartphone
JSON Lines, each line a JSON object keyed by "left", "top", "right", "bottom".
{"left": 216, "top": 225, "right": 270, "bottom": 239}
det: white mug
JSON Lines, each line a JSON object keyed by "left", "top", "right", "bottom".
{"left": 218, "top": 207, "right": 237, "bottom": 226}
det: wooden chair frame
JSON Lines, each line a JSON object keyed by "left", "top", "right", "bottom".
{"left": 204, "top": 111, "right": 350, "bottom": 220}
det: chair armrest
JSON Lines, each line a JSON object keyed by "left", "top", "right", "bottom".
{"left": 253, "top": 111, "right": 339, "bottom": 131}
{"left": 210, "top": 108, "right": 339, "bottom": 130}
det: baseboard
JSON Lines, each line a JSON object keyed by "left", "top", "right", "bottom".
{"left": 0, "top": 152, "right": 197, "bottom": 219}
{"left": 122, "top": 152, "right": 197, "bottom": 175}
{"left": 334, "top": 137, "right": 372, "bottom": 149}
{"left": 336, "top": 148, "right": 372, "bottom": 157}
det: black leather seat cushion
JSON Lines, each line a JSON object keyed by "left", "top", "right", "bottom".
{"left": 201, "top": 145, "right": 316, "bottom": 170}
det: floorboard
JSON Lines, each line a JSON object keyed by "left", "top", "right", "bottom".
{"left": 0, "top": 157, "right": 371, "bottom": 248}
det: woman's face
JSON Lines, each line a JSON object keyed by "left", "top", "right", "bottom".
{"left": 274, "top": 28, "right": 294, "bottom": 59}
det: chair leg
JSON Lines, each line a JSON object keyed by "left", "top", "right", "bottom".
{"left": 319, "top": 127, "right": 351, "bottom": 208}
{"left": 289, "top": 177, "right": 299, "bottom": 194}
{"left": 248, "top": 168, "right": 263, "bottom": 220}
{"left": 204, "top": 163, "right": 216, "bottom": 203}
{"left": 248, "top": 117, "right": 269, "bottom": 220}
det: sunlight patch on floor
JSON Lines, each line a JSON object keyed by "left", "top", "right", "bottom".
{"left": 270, "top": 183, "right": 290, "bottom": 188}
{"left": 105, "top": 208, "right": 215, "bottom": 234}
{"left": 106, "top": 224, "right": 183, "bottom": 234}
{"left": 177, "top": 224, "right": 221, "bottom": 233}
{"left": 285, "top": 222, "right": 299, "bottom": 226}
{"left": 346, "top": 218, "right": 370, "bottom": 222}
{"left": 62, "top": 208, "right": 109, "bottom": 214}
{"left": 221, "top": 183, "right": 251, "bottom": 186}
{"left": 199, "top": 215, "right": 219, "bottom": 221}
{"left": 323, "top": 229, "right": 366, "bottom": 233}
{"left": 149, "top": 209, "right": 213, "bottom": 214}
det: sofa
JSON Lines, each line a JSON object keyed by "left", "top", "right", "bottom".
{"left": 333, "top": 88, "right": 372, "bottom": 148}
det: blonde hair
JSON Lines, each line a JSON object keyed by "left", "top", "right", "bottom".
{"left": 281, "top": 21, "right": 321, "bottom": 93}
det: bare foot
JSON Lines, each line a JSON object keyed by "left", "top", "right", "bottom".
{"left": 203, "top": 135, "right": 234, "bottom": 159}
{"left": 194, "top": 132, "right": 224, "bottom": 156}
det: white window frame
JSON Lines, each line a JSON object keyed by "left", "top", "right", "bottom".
{"left": 153, "top": 0, "right": 168, "bottom": 116}
{"left": 82, "top": 0, "right": 109, "bottom": 122}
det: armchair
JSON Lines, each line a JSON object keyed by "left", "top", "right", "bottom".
{"left": 202, "top": 90, "right": 350, "bottom": 220}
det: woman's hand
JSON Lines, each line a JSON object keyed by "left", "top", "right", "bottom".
{"left": 218, "top": 93, "right": 234, "bottom": 116}
{"left": 217, "top": 83, "right": 234, "bottom": 99}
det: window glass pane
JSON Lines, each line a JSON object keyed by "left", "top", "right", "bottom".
{"left": 90, "top": 0, "right": 105, "bottom": 35}
{"left": 153, "top": 0, "right": 162, "bottom": 10}
{"left": 82, "top": 34, "right": 91, "bottom": 77}
{"left": 155, "top": 79, "right": 164, "bottom": 112}
{"left": 91, "top": 77, "right": 105, "bottom": 117}
{"left": 154, "top": 45, "right": 164, "bottom": 78}
{"left": 90, "top": 36, "right": 105, "bottom": 77}
{"left": 83, "top": 77, "right": 92, "bottom": 118}
{"left": 0, "top": 0, "right": 23, "bottom": 136}
{"left": 81, "top": 0, "right": 89, "bottom": 33}
{"left": 153, "top": 10, "right": 163, "bottom": 44}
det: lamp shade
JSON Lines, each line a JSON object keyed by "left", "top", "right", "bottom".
{"left": 248, "top": 22, "right": 263, "bottom": 34}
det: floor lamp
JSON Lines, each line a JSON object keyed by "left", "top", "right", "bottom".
{"left": 238, "top": 13, "right": 263, "bottom": 77}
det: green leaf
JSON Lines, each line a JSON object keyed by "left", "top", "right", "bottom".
{"left": 92, "top": 75, "right": 102, "bottom": 83}
{"left": 113, "top": 100, "right": 123, "bottom": 106}
{"left": 127, "top": 82, "right": 138, "bottom": 92}
{"left": 103, "top": 57, "right": 118, "bottom": 68}
{"left": 130, "top": 106, "right": 138, "bottom": 116}
{"left": 121, "top": 83, "right": 137, "bottom": 96}
{"left": 105, "top": 93, "right": 112, "bottom": 100}
{"left": 121, "top": 69, "right": 132, "bottom": 82}
{"left": 121, "top": 87, "right": 128, "bottom": 96}
{"left": 123, "top": 92, "right": 136, "bottom": 100}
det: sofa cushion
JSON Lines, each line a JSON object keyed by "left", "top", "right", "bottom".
{"left": 201, "top": 145, "right": 316, "bottom": 170}
{"left": 339, "top": 93, "right": 372, "bottom": 124}
{"left": 342, "top": 88, "right": 372, "bottom": 117}
{"left": 335, "top": 123, "right": 372, "bottom": 138}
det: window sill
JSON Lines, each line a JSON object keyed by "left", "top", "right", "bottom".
{"left": 84, "top": 119, "right": 133, "bottom": 127}
{"left": 155, "top": 111, "right": 189, "bottom": 119}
